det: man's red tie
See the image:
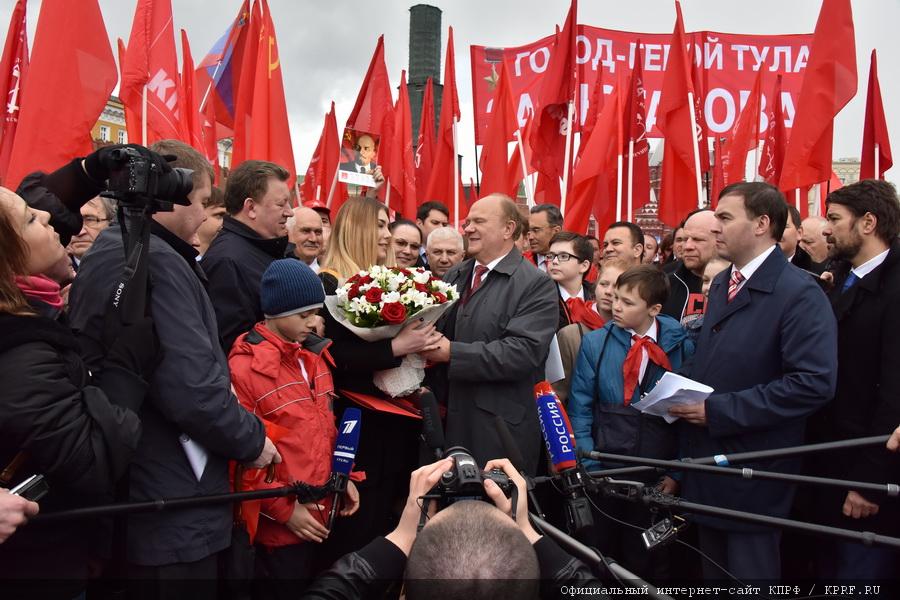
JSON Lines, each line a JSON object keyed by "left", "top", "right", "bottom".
{"left": 727, "top": 270, "right": 744, "bottom": 302}
{"left": 470, "top": 265, "right": 489, "bottom": 294}
{"left": 622, "top": 334, "right": 672, "bottom": 404}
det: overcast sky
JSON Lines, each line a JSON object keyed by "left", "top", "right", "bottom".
{"left": 2, "top": 0, "right": 896, "bottom": 184}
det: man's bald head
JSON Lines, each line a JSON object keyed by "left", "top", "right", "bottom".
{"left": 681, "top": 209, "right": 719, "bottom": 275}
{"left": 290, "top": 206, "right": 325, "bottom": 264}
{"left": 800, "top": 216, "right": 829, "bottom": 263}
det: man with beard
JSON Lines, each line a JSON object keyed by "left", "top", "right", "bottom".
{"left": 810, "top": 179, "right": 900, "bottom": 579}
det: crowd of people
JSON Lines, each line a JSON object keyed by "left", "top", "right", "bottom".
{"left": 0, "top": 140, "right": 898, "bottom": 598}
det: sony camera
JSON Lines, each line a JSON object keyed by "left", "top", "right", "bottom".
{"left": 106, "top": 146, "right": 194, "bottom": 209}
{"left": 433, "top": 447, "right": 514, "bottom": 507}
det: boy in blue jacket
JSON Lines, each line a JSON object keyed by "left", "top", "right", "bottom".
{"left": 568, "top": 264, "right": 694, "bottom": 579}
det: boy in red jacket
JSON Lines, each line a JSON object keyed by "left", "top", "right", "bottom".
{"left": 229, "top": 259, "right": 360, "bottom": 586}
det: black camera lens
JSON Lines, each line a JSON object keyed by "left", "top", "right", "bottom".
{"left": 155, "top": 167, "right": 194, "bottom": 206}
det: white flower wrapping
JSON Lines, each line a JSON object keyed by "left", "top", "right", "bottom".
{"left": 324, "top": 266, "right": 459, "bottom": 397}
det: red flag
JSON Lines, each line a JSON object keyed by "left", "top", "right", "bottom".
{"left": 415, "top": 77, "right": 436, "bottom": 204}
{"left": 202, "top": 79, "right": 220, "bottom": 184}
{"left": 196, "top": 0, "right": 251, "bottom": 132}
{"left": 117, "top": 38, "right": 140, "bottom": 147}
{"left": 622, "top": 47, "right": 651, "bottom": 213}
{"left": 564, "top": 73, "right": 623, "bottom": 234}
{"left": 231, "top": 0, "right": 260, "bottom": 162}
{"left": 711, "top": 136, "right": 726, "bottom": 207}
{"left": 388, "top": 71, "right": 417, "bottom": 218}
{"left": 0, "top": 0, "right": 28, "bottom": 182}
{"left": 6, "top": 0, "right": 116, "bottom": 189}
{"left": 758, "top": 74, "right": 785, "bottom": 186}
{"left": 301, "top": 102, "right": 345, "bottom": 209}
{"left": 721, "top": 69, "right": 763, "bottom": 186}
{"left": 479, "top": 61, "right": 519, "bottom": 197}
{"left": 528, "top": 0, "right": 577, "bottom": 205}
{"left": 780, "top": 0, "right": 856, "bottom": 191}
{"left": 120, "top": 0, "right": 186, "bottom": 144}
{"left": 656, "top": 1, "right": 700, "bottom": 227}
{"left": 231, "top": 0, "right": 296, "bottom": 185}
{"left": 345, "top": 35, "right": 394, "bottom": 139}
{"left": 690, "top": 44, "right": 710, "bottom": 175}
{"left": 505, "top": 111, "right": 534, "bottom": 197}
{"left": 424, "top": 27, "right": 465, "bottom": 224}
{"left": 179, "top": 30, "right": 205, "bottom": 153}
{"left": 577, "top": 70, "right": 604, "bottom": 159}
{"left": 860, "top": 50, "right": 892, "bottom": 180}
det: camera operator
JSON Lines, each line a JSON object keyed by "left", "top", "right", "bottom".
{"left": 68, "top": 140, "right": 279, "bottom": 596}
{"left": 304, "top": 457, "right": 606, "bottom": 600}
{"left": 0, "top": 179, "right": 150, "bottom": 593}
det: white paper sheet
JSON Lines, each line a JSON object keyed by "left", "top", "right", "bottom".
{"left": 544, "top": 334, "right": 565, "bottom": 383}
{"left": 179, "top": 434, "right": 208, "bottom": 481}
{"left": 630, "top": 371, "right": 714, "bottom": 423}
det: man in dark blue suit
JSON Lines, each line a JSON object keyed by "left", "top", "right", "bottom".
{"left": 670, "top": 182, "right": 837, "bottom": 581}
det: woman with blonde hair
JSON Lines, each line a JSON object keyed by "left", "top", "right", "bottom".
{"left": 317, "top": 196, "right": 442, "bottom": 564}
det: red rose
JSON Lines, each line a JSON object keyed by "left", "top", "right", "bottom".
{"left": 347, "top": 274, "right": 360, "bottom": 284}
{"left": 399, "top": 268, "right": 412, "bottom": 277}
{"left": 348, "top": 284, "right": 362, "bottom": 299}
{"left": 414, "top": 282, "right": 428, "bottom": 293}
{"left": 364, "top": 287, "right": 383, "bottom": 303}
{"left": 381, "top": 302, "right": 407, "bottom": 324}
{"left": 358, "top": 274, "right": 373, "bottom": 285}
{"left": 433, "top": 291, "right": 447, "bottom": 303}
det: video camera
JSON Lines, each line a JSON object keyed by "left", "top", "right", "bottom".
{"left": 103, "top": 146, "right": 194, "bottom": 211}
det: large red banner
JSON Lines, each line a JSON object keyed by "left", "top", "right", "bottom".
{"left": 471, "top": 26, "right": 813, "bottom": 145}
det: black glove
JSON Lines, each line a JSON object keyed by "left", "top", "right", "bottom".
{"left": 83, "top": 144, "right": 174, "bottom": 183}
{"left": 103, "top": 316, "right": 162, "bottom": 380}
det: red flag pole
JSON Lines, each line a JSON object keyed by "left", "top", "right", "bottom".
{"left": 875, "top": 143, "right": 880, "bottom": 178}
{"left": 325, "top": 166, "right": 340, "bottom": 209}
{"left": 560, "top": 99, "right": 575, "bottom": 215}
{"left": 452, "top": 118, "right": 460, "bottom": 227}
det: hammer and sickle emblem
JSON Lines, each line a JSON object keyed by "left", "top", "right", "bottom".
{"left": 268, "top": 37, "right": 279, "bottom": 78}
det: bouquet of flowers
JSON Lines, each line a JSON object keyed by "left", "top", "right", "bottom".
{"left": 325, "top": 265, "right": 459, "bottom": 397}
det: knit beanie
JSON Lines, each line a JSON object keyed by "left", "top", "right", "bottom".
{"left": 260, "top": 259, "right": 325, "bottom": 318}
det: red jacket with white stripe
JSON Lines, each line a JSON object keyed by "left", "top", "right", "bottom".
{"left": 228, "top": 322, "right": 338, "bottom": 548}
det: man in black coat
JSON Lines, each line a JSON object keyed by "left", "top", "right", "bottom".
{"left": 661, "top": 209, "right": 717, "bottom": 325}
{"left": 202, "top": 160, "right": 294, "bottom": 351}
{"left": 812, "top": 179, "right": 900, "bottom": 579}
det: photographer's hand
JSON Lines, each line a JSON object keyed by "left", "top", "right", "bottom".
{"left": 483, "top": 458, "right": 542, "bottom": 544}
{"left": 384, "top": 457, "right": 452, "bottom": 556}
{"left": 0, "top": 489, "right": 39, "bottom": 544}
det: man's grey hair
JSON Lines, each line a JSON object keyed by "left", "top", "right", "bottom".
{"left": 426, "top": 226, "right": 464, "bottom": 250}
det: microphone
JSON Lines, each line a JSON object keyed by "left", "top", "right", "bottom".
{"left": 419, "top": 390, "right": 445, "bottom": 460}
{"left": 535, "top": 382, "right": 594, "bottom": 538}
{"left": 328, "top": 407, "right": 362, "bottom": 530}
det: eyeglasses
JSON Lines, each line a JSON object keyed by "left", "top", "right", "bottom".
{"left": 82, "top": 215, "right": 110, "bottom": 229}
{"left": 545, "top": 252, "right": 579, "bottom": 263}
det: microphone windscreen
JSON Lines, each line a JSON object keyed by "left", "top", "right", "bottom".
{"left": 332, "top": 407, "right": 362, "bottom": 475}
{"left": 419, "top": 390, "right": 445, "bottom": 453}
{"left": 535, "top": 382, "right": 577, "bottom": 471}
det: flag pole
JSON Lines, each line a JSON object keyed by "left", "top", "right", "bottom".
{"left": 794, "top": 188, "right": 801, "bottom": 211}
{"left": 560, "top": 99, "right": 575, "bottom": 216}
{"left": 199, "top": 61, "right": 224, "bottom": 113}
{"left": 686, "top": 91, "right": 703, "bottom": 208}
{"left": 515, "top": 129, "right": 534, "bottom": 207}
{"left": 141, "top": 85, "right": 148, "bottom": 145}
{"left": 452, "top": 118, "right": 460, "bottom": 228}
{"left": 875, "top": 143, "right": 880, "bottom": 179}
{"left": 616, "top": 153, "right": 624, "bottom": 221}
{"left": 384, "top": 182, "right": 391, "bottom": 210}
{"left": 627, "top": 139, "right": 635, "bottom": 221}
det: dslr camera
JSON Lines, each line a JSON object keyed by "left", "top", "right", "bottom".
{"left": 433, "top": 447, "right": 514, "bottom": 507}
{"left": 105, "top": 146, "right": 194, "bottom": 210}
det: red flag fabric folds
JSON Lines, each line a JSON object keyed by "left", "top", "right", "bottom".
{"left": 758, "top": 74, "right": 785, "bottom": 186}
{"left": 301, "top": 102, "right": 345, "bottom": 209}
{"left": 479, "top": 60, "right": 519, "bottom": 197}
{"left": 657, "top": 1, "right": 700, "bottom": 227}
{"left": 6, "top": 0, "right": 117, "bottom": 189}
{"left": 388, "top": 71, "right": 417, "bottom": 218}
{"left": 424, "top": 27, "right": 464, "bottom": 223}
{"left": 179, "top": 30, "right": 205, "bottom": 154}
{"left": 415, "top": 77, "right": 436, "bottom": 204}
{"left": 860, "top": 50, "right": 893, "bottom": 180}
{"left": 231, "top": 0, "right": 296, "bottom": 185}
{"left": 722, "top": 69, "right": 762, "bottom": 186}
{"left": 121, "top": 0, "right": 186, "bottom": 144}
{"left": 623, "top": 50, "right": 651, "bottom": 214}
{"left": 0, "top": 0, "right": 28, "bottom": 182}
{"left": 196, "top": 0, "right": 251, "bottom": 132}
{"left": 779, "top": 0, "right": 857, "bottom": 191}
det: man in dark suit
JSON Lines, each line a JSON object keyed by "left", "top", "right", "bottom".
{"left": 669, "top": 182, "right": 837, "bottom": 582}
{"left": 424, "top": 194, "right": 558, "bottom": 474}
{"left": 811, "top": 179, "right": 900, "bottom": 579}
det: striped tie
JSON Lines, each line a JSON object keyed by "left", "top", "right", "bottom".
{"left": 727, "top": 270, "right": 744, "bottom": 303}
